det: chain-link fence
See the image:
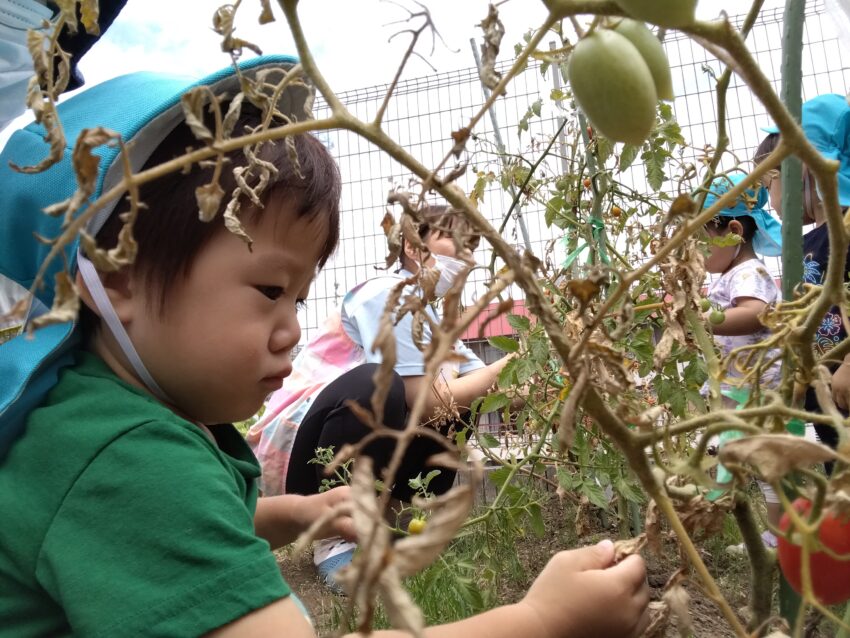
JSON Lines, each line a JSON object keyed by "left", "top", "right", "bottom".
{"left": 303, "top": 2, "right": 850, "bottom": 348}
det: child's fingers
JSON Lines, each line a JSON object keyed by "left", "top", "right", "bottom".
{"left": 552, "top": 539, "right": 616, "bottom": 573}
{"left": 606, "top": 553, "right": 647, "bottom": 587}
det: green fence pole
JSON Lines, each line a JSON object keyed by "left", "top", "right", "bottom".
{"left": 779, "top": 0, "right": 806, "bottom": 627}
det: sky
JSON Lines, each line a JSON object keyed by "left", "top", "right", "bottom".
{"left": 0, "top": 0, "right": 787, "bottom": 145}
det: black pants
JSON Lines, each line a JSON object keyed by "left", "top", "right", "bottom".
{"left": 286, "top": 363, "right": 459, "bottom": 501}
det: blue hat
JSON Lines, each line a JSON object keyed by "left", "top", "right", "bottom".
{"left": 703, "top": 172, "right": 783, "bottom": 257}
{"left": 762, "top": 94, "right": 850, "bottom": 206}
{"left": 0, "top": 55, "right": 308, "bottom": 459}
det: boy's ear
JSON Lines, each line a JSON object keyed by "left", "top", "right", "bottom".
{"left": 402, "top": 238, "right": 426, "bottom": 266}
{"left": 728, "top": 219, "right": 744, "bottom": 237}
{"left": 75, "top": 267, "right": 136, "bottom": 323}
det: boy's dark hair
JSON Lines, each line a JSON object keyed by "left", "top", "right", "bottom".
{"left": 754, "top": 132, "right": 780, "bottom": 166}
{"left": 754, "top": 131, "right": 819, "bottom": 222}
{"left": 399, "top": 204, "right": 480, "bottom": 269}
{"left": 93, "top": 103, "right": 341, "bottom": 315}
{"left": 709, "top": 214, "right": 757, "bottom": 242}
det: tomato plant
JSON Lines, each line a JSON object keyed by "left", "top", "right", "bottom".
{"left": 777, "top": 498, "right": 850, "bottom": 605}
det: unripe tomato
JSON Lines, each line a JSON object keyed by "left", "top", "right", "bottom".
{"left": 708, "top": 309, "right": 725, "bottom": 325}
{"left": 612, "top": 19, "right": 674, "bottom": 101}
{"left": 777, "top": 498, "right": 850, "bottom": 605}
{"left": 407, "top": 518, "right": 426, "bottom": 535}
{"left": 699, "top": 298, "right": 711, "bottom": 312}
{"left": 612, "top": 0, "right": 697, "bottom": 28}
{"left": 567, "top": 29, "right": 657, "bottom": 146}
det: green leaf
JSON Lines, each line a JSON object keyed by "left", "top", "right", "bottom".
{"left": 488, "top": 335, "right": 519, "bottom": 353}
{"left": 581, "top": 479, "right": 611, "bottom": 510}
{"left": 488, "top": 466, "right": 512, "bottom": 489}
{"left": 531, "top": 97, "right": 542, "bottom": 117}
{"left": 479, "top": 432, "right": 500, "bottom": 448}
{"left": 507, "top": 314, "right": 530, "bottom": 332}
{"left": 480, "top": 392, "right": 511, "bottom": 414}
{"left": 615, "top": 477, "right": 645, "bottom": 504}
{"left": 513, "top": 358, "right": 536, "bottom": 385}
{"left": 619, "top": 144, "right": 639, "bottom": 172}
{"left": 556, "top": 466, "right": 578, "bottom": 490}
{"left": 644, "top": 148, "right": 666, "bottom": 190}
{"left": 527, "top": 502, "right": 546, "bottom": 537}
{"left": 498, "top": 359, "right": 516, "bottom": 388}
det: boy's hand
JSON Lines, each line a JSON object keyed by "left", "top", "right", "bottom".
{"left": 832, "top": 361, "right": 850, "bottom": 411}
{"left": 301, "top": 486, "right": 356, "bottom": 542}
{"left": 519, "top": 539, "right": 650, "bottom": 638}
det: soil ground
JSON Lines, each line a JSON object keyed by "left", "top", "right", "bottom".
{"left": 275, "top": 494, "right": 836, "bottom": 637}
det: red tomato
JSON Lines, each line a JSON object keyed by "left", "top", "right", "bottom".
{"left": 777, "top": 498, "right": 850, "bottom": 605}
{"left": 582, "top": 177, "right": 592, "bottom": 190}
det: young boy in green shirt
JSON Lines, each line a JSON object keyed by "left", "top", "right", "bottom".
{"left": 0, "top": 56, "right": 649, "bottom": 637}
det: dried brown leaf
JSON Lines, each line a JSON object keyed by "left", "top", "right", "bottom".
{"left": 223, "top": 199, "right": 253, "bottom": 247}
{"left": 450, "top": 127, "right": 471, "bottom": 158}
{"left": 221, "top": 92, "right": 244, "bottom": 139}
{"left": 826, "top": 468, "right": 850, "bottom": 519}
{"left": 180, "top": 88, "right": 214, "bottom": 143}
{"left": 258, "top": 0, "right": 275, "bottom": 24}
{"left": 662, "top": 583, "right": 693, "bottom": 638}
{"left": 613, "top": 534, "right": 648, "bottom": 563}
{"left": 30, "top": 272, "right": 79, "bottom": 330}
{"left": 668, "top": 193, "right": 696, "bottom": 218}
{"left": 645, "top": 499, "right": 662, "bottom": 555}
{"left": 641, "top": 601, "right": 671, "bottom": 638}
{"left": 80, "top": 0, "right": 100, "bottom": 35}
{"left": 196, "top": 182, "right": 225, "bottom": 222}
{"left": 477, "top": 4, "right": 505, "bottom": 94}
{"left": 719, "top": 434, "right": 837, "bottom": 483}
{"left": 567, "top": 279, "right": 602, "bottom": 309}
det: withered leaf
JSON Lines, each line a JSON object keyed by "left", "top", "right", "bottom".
{"left": 450, "top": 127, "right": 471, "bottom": 158}
{"left": 642, "top": 601, "right": 672, "bottom": 638}
{"left": 180, "top": 88, "right": 214, "bottom": 143}
{"left": 30, "top": 271, "right": 79, "bottom": 330}
{"left": 719, "top": 434, "right": 837, "bottom": 483}
{"left": 477, "top": 4, "right": 505, "bottom": 93}
{"left": 196, "top": 182, "right": 225, "bottom": 222}
{"left": 613, "top": 534, "right": 647, "bottom": 563}
{"left": 662, "top": 583, "right": 693, "bottom": 638}
{"left": 223, "top": 199, "right": 253, "bottom": 247}
{"left": 80, "top": 0, "right": 100, "bottom": 35}
{"left": 565, "top": 278, "right": 601, "bottom": 308}
{"left": 258, "top": 0, "right": 274, "bottom": 24}
{"left": 668, "top": 193, "right": 696, "bottom": 218}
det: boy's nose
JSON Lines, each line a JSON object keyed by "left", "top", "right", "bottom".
{"left": 270, "top": 314, "right": 301, "bottom": 354}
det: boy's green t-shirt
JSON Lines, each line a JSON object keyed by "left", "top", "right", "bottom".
{"left": 0, "top": 352, "right": 290, "bottom": 637}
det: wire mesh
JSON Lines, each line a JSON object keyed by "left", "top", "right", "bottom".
{"left": 301, "top": 2, "right": 849, "bottom": 352}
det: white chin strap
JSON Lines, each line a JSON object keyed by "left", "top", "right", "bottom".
{"left": 76, "top": 250, "right": 170, "bottom": 402}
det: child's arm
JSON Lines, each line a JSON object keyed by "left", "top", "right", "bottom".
{"left": 708, "top": 297, "right": 768, "bottom": 336}
{"left": 253, "top": 486, "right": 355, "bottom": 550}
{"left": 831, "top": 352, "right": 850, "bottom": 411}
{"left": 205, "top": 540, "right": 650, "bottom": 638}
{"left": 401, "top": 354, "right": 514, "bottom": 415}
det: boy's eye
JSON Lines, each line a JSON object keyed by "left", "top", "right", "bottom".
{"left": 256, "top": 285, "right": 284, "bottom": 301}
{"left": 296, "top": 299, "right": 308, "bottom": 311}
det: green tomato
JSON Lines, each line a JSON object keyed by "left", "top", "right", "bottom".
{"left": 612, "top": 19, "right": 674, "bottom": 101}
{"left": 567, "top": 29, "right": 657, "bottom": 146}
{"left": 612, "top": 0, "right": 697, "bottom": 28}
{"left": 699, "top": 298, "right": 712, "bottom": 312}
{"left": 709, "top": 309, "right": 725, "bottom": 325}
